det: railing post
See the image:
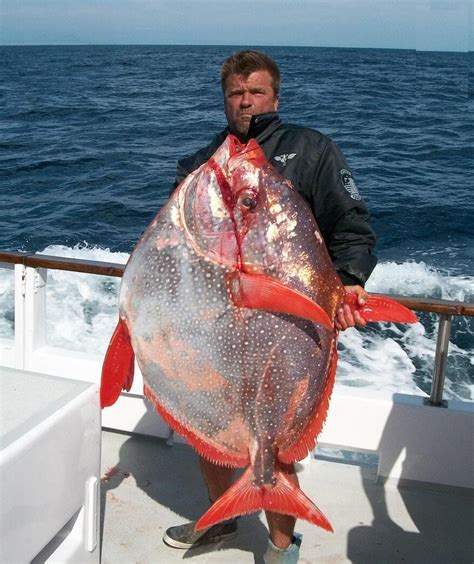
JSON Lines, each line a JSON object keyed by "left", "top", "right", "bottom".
{"left": 14, "top": 264, "right": 26, "bottom": 369}
{"left": 23, "top": 266, "right": 47, "bottom": 371}
{"left": 427, "top": 314, "right": 452, "bottom": 407}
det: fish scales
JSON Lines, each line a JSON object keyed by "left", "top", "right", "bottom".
{"left": 101, "top": 134, "right": 417, "bottom": 532}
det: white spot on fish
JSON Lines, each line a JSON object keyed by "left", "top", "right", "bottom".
{"left": 285, "top": 218, "right": 297, "bottom": 233}
{"left": 209, "top": 178, "right": 227, "bottom": 218}
{"left": 242, "top": 168, "right": 260, "bottom": 186}
{"left": 266, "top": 223, "right": 279, "bottom": 242}
{"left": 170, "top": 205, "right": 180, "bottom": 226}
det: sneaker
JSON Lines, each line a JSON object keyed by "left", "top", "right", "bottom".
{"left": 163, "top": 519, "right": 238, "bottom": 549}
{"left": 263, "top": 533, "right": 302, "bottom": 564}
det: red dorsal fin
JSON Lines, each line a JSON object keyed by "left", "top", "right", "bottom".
{"left": 226, "top": 271, "right": 333, "bottom": 330}
{"left": 195, "top": 465, "right": 333, "bottom": 532}
{"left": 100, "top": 317, "right": 135, "bottom": 408}
{"left": 344, "top": 293, "right": 418, "bottom": 324}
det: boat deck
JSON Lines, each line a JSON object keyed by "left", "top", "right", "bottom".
{"left": 100, "top": 429, "right": 473, "bottom": 563}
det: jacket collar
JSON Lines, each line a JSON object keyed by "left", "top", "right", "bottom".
{"left": 248, "top": 112, "right": 281, "bottom": 141}
{"left": 226, "top": 112, "right": 282, "bottom": 144}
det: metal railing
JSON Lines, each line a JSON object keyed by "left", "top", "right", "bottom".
{"left": 1, "top": 250, "right": 473, "bottom": 406}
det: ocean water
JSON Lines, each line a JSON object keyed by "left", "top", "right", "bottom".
{"left": 0, "top": 45, "right": 472, "bottom": 400}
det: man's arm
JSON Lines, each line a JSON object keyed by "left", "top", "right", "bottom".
{"left": 310, "top": 140, "right": 377, "bottom": 329}
{"left": 312, "top": 139, "right": 377, "bottom": 288}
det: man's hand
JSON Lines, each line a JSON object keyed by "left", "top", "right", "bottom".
{"left": 335, "top": 285, "right": 368, "bottom": 331}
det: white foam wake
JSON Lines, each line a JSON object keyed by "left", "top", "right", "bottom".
{"left": 337, "top": 260, "right": 473, "bottom": 400}
{"left": 39, "top": 244, "right": 129, "bottom": 354}
{"left": 0, "top": 246, "right": 472, "bottom": 401}
{"left": 366, "top": 260, "right": 473, "bottom": 301}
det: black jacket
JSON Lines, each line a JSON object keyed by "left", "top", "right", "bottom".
{"left": 172, "top": 113, "right": 377, "bottom": 287}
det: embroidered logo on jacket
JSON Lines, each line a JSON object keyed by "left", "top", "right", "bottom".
{"left": 340, "top": 169, "right": 361, "bottom": 200}
{"left": 274, "top": 153, "right": 297, "bottom": 166}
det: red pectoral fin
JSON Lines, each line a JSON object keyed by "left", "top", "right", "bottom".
{"left": 344, "top": 292, "right": 418, "bottom": 323}
{"left": 226, "top": 271, "right": 333, "bottom": 330}
{"left": 100, "top": 317, "right": 135, "bottom": 408}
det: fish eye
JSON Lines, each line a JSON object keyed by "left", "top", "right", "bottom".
{"left": 241, "top": 195, "right": 257, "bottom": 210}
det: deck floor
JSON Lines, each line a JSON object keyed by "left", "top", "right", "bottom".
{"left": 100, "top": 430, "right": 473, "bottom": 563}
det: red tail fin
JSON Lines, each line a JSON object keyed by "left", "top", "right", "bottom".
{"left": 195, "top": 466, "right": 333, "bottom": 532}
{"left": 345, "top": 293, "right": 417, "bottom": 324}
{"left": 100, "top": 317, "right": 135, "bottom": 408}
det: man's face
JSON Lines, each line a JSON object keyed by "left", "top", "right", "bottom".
{"left": 223, "top": 70, "right": 279, "bottom": 140}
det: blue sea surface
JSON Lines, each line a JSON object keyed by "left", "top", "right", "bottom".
{"left": 0, "top": 45, "right": 472, "bottom": 399}
{"left": 1, "top": 45, "right": 472, "bottom": 267}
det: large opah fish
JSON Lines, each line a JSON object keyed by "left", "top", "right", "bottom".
{"left": 101, "top": 135, "right": 416, "bottom": 531}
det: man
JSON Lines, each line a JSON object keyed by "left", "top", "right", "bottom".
{"left": 163, "top": 50, "right": 377, "bottom": 563}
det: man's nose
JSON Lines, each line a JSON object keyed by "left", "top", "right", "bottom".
{"left": 240, "top": 91, "right": 252, "bottom": 107}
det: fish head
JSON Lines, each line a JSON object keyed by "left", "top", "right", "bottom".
{"left": 179, "top": 135, "right": 301, "bottom": 270}
{"left": 177, "top": 135, "right": 242, "bottom": 268}
{"left": 178, "top": 134, "right": 342, "bottom": 313}
{"left": 225, "top": 137, "right": 302, "bottom": 274}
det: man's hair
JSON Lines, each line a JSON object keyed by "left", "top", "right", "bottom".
{"left": 220, "top": 50, "right": 280, "bottom": 97}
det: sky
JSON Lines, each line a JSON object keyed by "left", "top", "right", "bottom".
{"left": 0, "top": 0, "right": 472, "bottom": 51}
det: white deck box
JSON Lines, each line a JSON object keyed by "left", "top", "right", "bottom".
{"left": 0, "top": 367, "right": 101, "bottom": 563}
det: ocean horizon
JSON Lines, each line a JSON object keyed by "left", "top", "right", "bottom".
{"left": 1, "top": 43, "right": 466, "bottom": 53}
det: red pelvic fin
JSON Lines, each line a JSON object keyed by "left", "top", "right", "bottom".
{"left": 100, "top": 317, "right": 135, "bottom": 408}
{"left": 227, "top": 271, "right": 333, "bottom": 330}
{"left": 344, "top": 293, "right": 418, "bottom": 324}
{"left": 195, "top": 466, "right": 333, "bottom": 532}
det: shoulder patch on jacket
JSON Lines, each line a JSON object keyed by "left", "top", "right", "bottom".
{"left": 340, "top": 169, "right": 361, "bottom": 200}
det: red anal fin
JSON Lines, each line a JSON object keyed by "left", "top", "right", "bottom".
{"left": 227, "top": 271, "right": 333, "bottom": 330}
{"left": 345, "top": 293, "right": 418, "bottom": 324}
{"left": 279, "top": 339, "right": 338, "bottom": 464}
{"left": 144, "top": 386, "right": 249, "bottom": 469}
{"left": 195, "top": 465, "right": 333, "bottom": 532}
{"left": 100, "top": 317, "right": 135, "bottom": 408}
